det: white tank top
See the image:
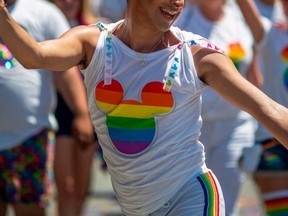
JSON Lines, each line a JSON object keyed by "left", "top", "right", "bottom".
{"left": 82, "top": 21, "right": 221, "bottom": 215}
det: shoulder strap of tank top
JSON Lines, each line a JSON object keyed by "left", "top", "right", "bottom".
{"left": 95, "top": 21, "right": 113, "bottom": 85}
{"left": 99, "top": 23, "right": 225, "bottom": 90}
{"left": 163, "top": 30, "right": 225, "bottom": 92}
{"left": 163, "top": 42, "right": 184, "bottom": 91}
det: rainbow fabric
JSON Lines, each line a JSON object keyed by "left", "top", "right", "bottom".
{"left": 95, "top": 79, "right": 174, "bottom": 155}
{"left": 227, "top": 42, "right": 246, "bottom": 70}
{"left": 197, "top": 171, "right": 220, "bottom": 216}
{"left": 281, "top": 46, "right": 288, "bottom": 91}
{"left": 265, "top": 196, "right": 288, "bottom": 216}
{"left": 284, "top": 68, "right": 288, "bottom": 87}
{"left": 281, "top": 46, "right": 288, "bottom": 64}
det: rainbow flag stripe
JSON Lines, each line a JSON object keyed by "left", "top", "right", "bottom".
{"left": 197, "top": 171, "right": 220, "bottom": 216}
{"left": 281, "top": 46, "right": 288, "bottom": 64}
{"left": 265, "top": 197, "right": 288, "bottom": 216}
{"left": 227, "top": 42, "right": 245, "bottom": 61}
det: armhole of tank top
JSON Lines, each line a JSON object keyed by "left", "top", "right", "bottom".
{"left": 186, "top": 38, "right": 209, "bottom": 91}
{"left": 189, "top": 38, "right": 226, "bottom": 91}
{"left": 165, "top": 29, "right": 205, "bottom": 92}
{"left": 80, "top": 22, "right": 107, "bottom": 76}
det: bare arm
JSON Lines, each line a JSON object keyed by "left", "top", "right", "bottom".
{"left": 54, "top": 67, "right": 94, "bottom": 145}
{"left": 193, "top": 47, "right": 288, "bottom": 148}
{"left": 0, "top": 4, "right": 100, "bottom": 71}
{"left": 236, "top": 0, "right": 265, "bottom": 43}
{"left": 245, "top": 48, "right": 263, "bottom": 88}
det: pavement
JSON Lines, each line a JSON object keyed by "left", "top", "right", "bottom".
{"left": 7, "top": 156, "right": 266, "bottom": 216}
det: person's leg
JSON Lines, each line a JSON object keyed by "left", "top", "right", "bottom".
{"left": 74, "top": 139, "right": 95, "bottom": 213}
{"left": 13, "top": 204, "right": 45, "bottom": 216}
{"left": 0, "top": 151, "right": 8, "bottom": 216}
{"left": 54, "top": 136, "right": 95, "bottom": 216}
{"left": 2, "top": 129, "right": 55, "bottom": 216}
{"left": 254, "top": 172, "right": 288, "bottom": 216}
{"left": 54, "top": 92, "right": 96, "bottom": 216}
{"left": 0, "top": 203, "right": 7, "bottom": 216}
{"left": 201, "top": 118, "right": 256, "bottom": 216}
{"left": 54, "top": 136, "right": 78, "bottom": 216}
{"left": 254, "top": 139, "right": 288, "bottom": 215}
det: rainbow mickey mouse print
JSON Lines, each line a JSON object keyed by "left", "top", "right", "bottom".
{"left": 95, "top": 80, "right": 174, "bottom": 155}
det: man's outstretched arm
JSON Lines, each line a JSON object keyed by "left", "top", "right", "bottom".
{"left": 193, "top": 47, "right": 288, "bottom": 148}
{"left": 0, "top": 2, "right": 98, "bottom": 71}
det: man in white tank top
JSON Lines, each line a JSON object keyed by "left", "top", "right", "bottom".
{"left": 1, "top": 0, "right": 288, "bottom": 215}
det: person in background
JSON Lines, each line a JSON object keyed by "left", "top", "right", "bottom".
{"left": 237, "top": 0, "right": 288, "bottom": 215}
{"left": 175, "top": 1, "right": 262, "bottom": 215}
{"left": 50, "top": 0, "right": 103, "bottom": 215}
{"left": 254, "top": 0, "right": 285, "bottom": 21}
{"left": 89, "top": 0, "right": 126, "bottom": 22}
{"left": 0, "top": 0, "right": 93, "bottom": 216}
{"left": 2, "top": 0, "right": 288, "bottom": 215}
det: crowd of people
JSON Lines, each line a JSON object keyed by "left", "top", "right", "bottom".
{"left": 0, "top": 0, "right": 287, "bottom": 216}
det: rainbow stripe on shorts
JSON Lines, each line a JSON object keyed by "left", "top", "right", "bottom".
{"left": 197, "top": 171, "right": 220, "bottom": 216}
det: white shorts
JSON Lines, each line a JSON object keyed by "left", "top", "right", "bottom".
{"left": 148, "top": 171, "right": 225, "bottom": 216}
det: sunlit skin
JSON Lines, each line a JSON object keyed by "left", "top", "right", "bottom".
{"left": 117, "top": 0, "right": 186, "bottom": 53}
{"left": 281, "top": 0, "right": 288, "bottom": 17}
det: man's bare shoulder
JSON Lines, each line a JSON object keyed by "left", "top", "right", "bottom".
{"left": 62, "top": 25, "right": 101, "bottom": 68}
{"left": 61, "top": 24, "right": 101, "bottom": 45}
{"left": 191, "top": 45, "right": 233, "bottom": 84}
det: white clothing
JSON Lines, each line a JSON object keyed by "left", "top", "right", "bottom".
{"left": 175, "top": 5, "right": 257, "bottom": 215}
{"left": 200, "top": 117, "right": 257, "bottom": 215}
{"left": 0, "top": 0, "right": 70, "bottom": 149}
{"left": 176, "top": 5, "right": 254, "bottom": 120}
{"left": 81, "top": 21, "right": 222, "bottom": 215}
{"left": 149, "top": 171, "right": 225, "bottom": 216}
{"left": 256, "top": 18, "right": 288, "bottom": 141}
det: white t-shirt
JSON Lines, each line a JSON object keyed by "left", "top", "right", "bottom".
{"left": 82, "top": 21, "right": 218, "bottom": 215}
{"left": 0, "top": 0, "right": 70, "bottom": 149}
{"left": 175, "top": 5, "right": 254, "bottom": 120}
{"left": 256, "top": 19, "right": 288, "bottom": 141}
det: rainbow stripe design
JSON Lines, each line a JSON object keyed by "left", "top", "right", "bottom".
{"left": 281, "top": 46, "right": 288, "bottom": 64}
{"left": 95, "top": 79, "right": 174, "bottom": 155}
{"left": 284, "top": 68, "right": 288, "bottom": 91}
{"left": 281, "top": 46, "right": 288, "bottom": 91}
{"left": 264, "top": 152, "right": 280, "bottom": 164}
{"left": 227, "top": 42, "right": 246, "bottom": 70}
{"left": 265, "top": 197, "right": 288, "bottom": 216}
{"left": 197, "top": 171, "right": 220, "bottom": 216}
